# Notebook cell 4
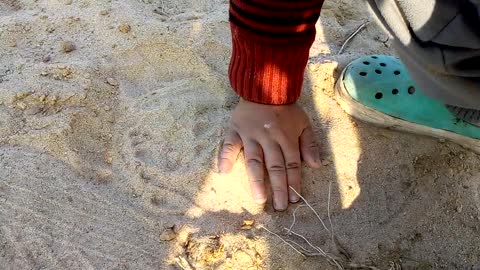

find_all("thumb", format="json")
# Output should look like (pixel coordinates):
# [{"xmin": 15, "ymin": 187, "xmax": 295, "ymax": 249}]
[{"xmin": 300, "ymin": 126, "xmax": 321, "ymax": 169}]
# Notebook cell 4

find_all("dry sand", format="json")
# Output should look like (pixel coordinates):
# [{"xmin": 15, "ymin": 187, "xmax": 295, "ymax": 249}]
[{"xmin": 1, "ymin": 0, "xmax": 480, "ymax": 269}]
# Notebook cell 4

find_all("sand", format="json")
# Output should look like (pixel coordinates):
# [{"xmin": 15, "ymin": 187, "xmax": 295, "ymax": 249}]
[{"xmin": 1, "ymin": 0, "xmax": 480, "ymax": 269}]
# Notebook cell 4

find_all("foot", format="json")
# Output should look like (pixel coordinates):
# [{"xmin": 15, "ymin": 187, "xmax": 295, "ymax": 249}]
[{"xmin": 335, "ymin": 54, "xmax": 480, "ymax": 153}]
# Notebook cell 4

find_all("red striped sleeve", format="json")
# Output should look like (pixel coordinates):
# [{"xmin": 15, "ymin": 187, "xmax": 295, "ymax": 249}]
[{"xmin": 229, "ymin": 0, "xmax": 324, "ymax": 105}]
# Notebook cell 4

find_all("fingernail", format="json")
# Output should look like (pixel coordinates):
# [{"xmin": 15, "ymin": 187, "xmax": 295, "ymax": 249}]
[
  {"xmin": 254, "ymin": 198, "xmax": 267, "ymax": 205},
  {"xmin": 274, "ymin": 201, "xmax": 287, "ymax": 211},
  {"xmin": 289, "ymin": 195, "xmax": 300, "ymax": 203},
  {"xmin": 313, "ymin": 158, "xmax": 322, "ymax": 169},
  {"xmin": 254, "ymin": 194, "xmax": 267, "ymax": 205}
]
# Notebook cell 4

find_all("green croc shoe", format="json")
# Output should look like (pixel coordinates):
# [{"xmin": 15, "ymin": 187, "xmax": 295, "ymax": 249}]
[{"xmin": 335, "ymin": 54, "xmax": 480, "ymax": 153}]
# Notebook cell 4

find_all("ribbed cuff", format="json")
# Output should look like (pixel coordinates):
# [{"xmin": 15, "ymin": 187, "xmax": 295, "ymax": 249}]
[{"xmin": 228, "ymin": 23, "xmax": 316, "ymax": 105}]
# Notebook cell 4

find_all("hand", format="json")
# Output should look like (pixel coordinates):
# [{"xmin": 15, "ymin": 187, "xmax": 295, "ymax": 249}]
[{"xmin": 218, "ymin": 99, "xmax": 321, "ymax": 210}]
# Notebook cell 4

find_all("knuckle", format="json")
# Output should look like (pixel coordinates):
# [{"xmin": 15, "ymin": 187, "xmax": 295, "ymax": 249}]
[
  {"xmin": 249, "ymin": 177, "xmax": 264, "ymax": 184},
  {"xmin": 218, "ymin": 157, "xmax": 232, "ymax": 163},
  {"xmin": 221, "ymin": 142, "xmax": 237, "ymax": 154},
  {"xmin": 271, "ymin": 186, "xmax": 288, "ymax": 194},
  {"xmin": 286, "ymin": 162, "xmax": 300, "ymax": 170},
  {"xmin": 268, "ymin": 164, "xmax": 286, "ymax": 173},
  {"xmin": 246, "ymin": 158, "xmax": 264, "ymax": 167},
  {"xmin": 308, "ymin": 141, "xmax": 319, "ymax": 149}
]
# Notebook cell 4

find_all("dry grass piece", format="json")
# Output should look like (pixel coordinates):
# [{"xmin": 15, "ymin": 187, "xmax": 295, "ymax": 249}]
[
  {"xmin": 286, "ymin": 229, "xmax": 343, "ymax": 270},
  {"xmin": 338, "ymin": 21, "xmax": 370, "ymax": 54},
  {"xmin": 288, "ymin": 186, "xmax": 331, "ymax": 234},
  {"xmin": 286, "ymin": 204, "xmax": 308, "ymax": 233},
  {"xmin": 175, "ymin": 256, "xmax": 193, "ymax": 270},
  {"xmin": 258, "ymin": 225, "xmax": 306, "ymax": 258},
  {"xmin": 327, "ymin": 181, "xmax": 335, "ymax": 243}
]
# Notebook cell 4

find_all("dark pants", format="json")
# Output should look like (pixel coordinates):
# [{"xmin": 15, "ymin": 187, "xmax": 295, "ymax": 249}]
[{"xmin": 366, "ymin": 0, "xmax": 480, "ymax": 109}]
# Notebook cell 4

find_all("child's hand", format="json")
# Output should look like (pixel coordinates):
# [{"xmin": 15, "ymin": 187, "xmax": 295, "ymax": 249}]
[{"xmin": 218, "ymin": 99, "xmax": 321, "ymax": 211}]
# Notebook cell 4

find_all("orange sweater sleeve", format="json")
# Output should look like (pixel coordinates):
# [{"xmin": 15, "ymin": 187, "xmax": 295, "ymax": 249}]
[{"xmin": 229, "ymin": 0, "xmax": 324, "ymax": 104}]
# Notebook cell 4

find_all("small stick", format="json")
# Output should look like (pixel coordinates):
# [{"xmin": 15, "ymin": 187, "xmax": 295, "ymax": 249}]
[
  {"xmin": 287, "ymin": 229, "xmax": 344, "ymax": 270},
  {"xmin": 287, "ymin": 203, "xmax": 318, "ymax": 233},
  {"xmin": 175, "ymin": 256, "xmax": 193, "ymax": 270},
  {"xmin": 286, "ymin": 239, "xmax": 316, "ymax": 255},
  {"xmin": 327, "ymin": 181, "xmax": 335, "ymax": 243},
  {"xmin": 285, "ymin": 228, "xmax": 327, "ymax": 256},
  {"xmin": 259, "ymin": 225, "xmax": 306, "ymax": 258},
  {"xmin": 349, "ymin": 263, "xmax": 382, "ymax": 270},
  {"xmin": 338, "ymin": 21, "xmax": 370, "ymax": 54},
  {"xmin": 289, "ymin": 186, "xmax": 331, "ymax": 234}
]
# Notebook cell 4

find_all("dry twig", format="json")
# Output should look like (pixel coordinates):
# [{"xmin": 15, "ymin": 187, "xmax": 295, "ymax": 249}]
[
  {"xmin": 259, "ymin": 225, "xmax": 306, "ymax": 258},
  {"xmin": 285, "ymin": 239, "xmax": 317, "ymax": 256},
  {"xmin": 175, "ymin": 256, "xmax": 193, "ymax": 270},
  {"xmin": 286, "ymin": 204, "xmax": 308, "ymax": 233},
  {"xmin": 288, "ymin": 186, "xmax": 331, "ymax": 234},
  {"xmin": 338, "ymin": 21, "xmax": 370, "ymax": 54},
  {"xmin": 286, "ymin": 229, "xmax": 344, "ymax": 270},
  {"xmin": 327, "ymin": 181, "xmax": 335, "ymax": 243}
]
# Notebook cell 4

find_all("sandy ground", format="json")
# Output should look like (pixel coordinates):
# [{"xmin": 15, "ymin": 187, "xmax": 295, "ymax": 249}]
[{"xmin": 1, "ymin": 0, "xmax": 480, "ymax": 269}]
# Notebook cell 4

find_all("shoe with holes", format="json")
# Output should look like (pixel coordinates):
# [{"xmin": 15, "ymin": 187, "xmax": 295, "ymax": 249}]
[{"xmin": 335, "ymin": 54, "xmax": 480, "ymax": 153}]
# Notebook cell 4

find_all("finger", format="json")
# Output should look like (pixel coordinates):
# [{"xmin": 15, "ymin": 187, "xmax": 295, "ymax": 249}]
[
  {"xmin": 270, "ymin": 129, "xmax": 302, "ymax": 203},
  {"xmin": 243, "ymin": 140, "xmax": 267, "ymax": 205},
  {"xmin": 300, "ymin": 126, "xmax": 321, "ymax": 169},
  {"xmin": 262, "ymin": 142, "xmax": 288, "ymax": 211},
  {"xmin": 278, "ymin": 140, "xmax": 302, "ymax": 203},
  {"xmin": 218, "ymin": 130, "xmax": 243, "ymax": 174}
]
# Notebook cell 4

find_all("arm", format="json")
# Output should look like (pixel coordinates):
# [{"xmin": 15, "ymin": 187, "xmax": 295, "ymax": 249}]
[{"xmin": 219, "ymin": 0, "xmax": 325, "ymax": 210}]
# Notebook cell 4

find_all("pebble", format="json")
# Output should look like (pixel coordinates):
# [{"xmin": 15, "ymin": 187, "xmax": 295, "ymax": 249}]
[
  {"xmin": 60, "ymin": 41, "xmax": 76, "ymax": 53},
  {"xmin": 321, "ymin": 159, "xmax": 331, "ymax": 166},
  {"xmin": 42, "ymin": 55, "xmax": 51, "ymax": 63},
  {"xmin": 153, "ymin": 8, "xmax": 168, "ymax": 16},
  {"xmin": 64, "ymin": 0, "xmax": 73, "ymax": 5},
  {"xmin": 16, "ymin": 92, "xmax": 29, "ymax": 99},
  {"xmin": 234, "ymin": 250, "xmax": 253, "ymax": 265},
  {"xmin": 106, "ymin": 77, "xmax": 118, "ymax": 86},
  {"xmin": 100, "ymin": 10, "xmax": 109, "ymax": 16},
  {"xmin": 118, "ymin": 23, "xmax": 131, "ymax": 33},
  {"xmin": 16, "ymin": 102, "xmax": 27, "ymax": 110},
  {"xmin": 96, "ymin": 170, "xmax": 113, "ymax": 183},
  {"xmin": 25, "ymin": 105, "xmax": 42, "ymax": 116},
  {"xmin": 104, "ymin": 154, "xmax": 113, "ymax": 164},
  {"xmin": 160, "ymin": 227, "xmax": 176, "ymax": 241},
  {"xmin": 241, "ymin": 219, "xmax": 255, "ymax": 230}
]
